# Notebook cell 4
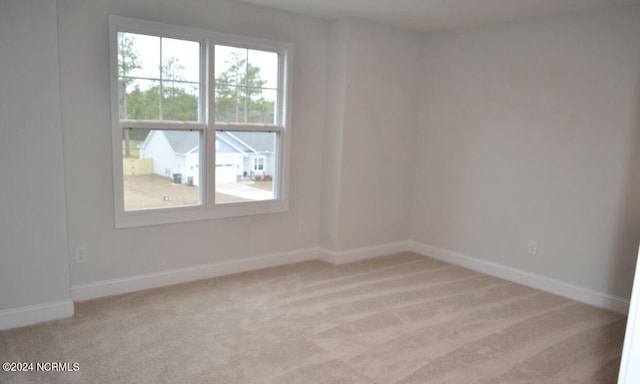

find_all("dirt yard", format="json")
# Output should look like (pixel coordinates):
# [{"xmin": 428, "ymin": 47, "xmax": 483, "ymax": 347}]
[
  {"xmin": 123, "ymin": 174, "xmax": 273, "ymax": 211},
  {"xmin": 251, "ymin": 181, "xmax": 274, "ymax": 192}
]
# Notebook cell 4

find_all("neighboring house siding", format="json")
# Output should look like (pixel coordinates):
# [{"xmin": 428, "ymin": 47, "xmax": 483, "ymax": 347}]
[
  {"xmin": 267, "ymin": 154, "xmax": 276, "ymax": 178},
  {"xmin": 184, "ymin": 153, "xmax": 200, "ymax": 186},
  {"xmin": 243, "ymin": 157, "xmax": 253, "ymax": 176},
  {"xmin": 140, "ymin": 131, "xmax": 194, "ymax": 184},
  {"xmin": 140, "ymin": 131, "xmax": 177, "ymax": 179},
  {"xmin": 217, "ymin": 138, "xmax": 240, "ymax": 154}
]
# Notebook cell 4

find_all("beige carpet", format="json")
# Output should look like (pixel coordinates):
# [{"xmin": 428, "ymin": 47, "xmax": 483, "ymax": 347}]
[{"xmin": 0, "ymin": 253, "xmax": 626, "ymax": 383}]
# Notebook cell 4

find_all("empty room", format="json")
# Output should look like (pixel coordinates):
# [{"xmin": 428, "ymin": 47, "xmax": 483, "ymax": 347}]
[{"xmin": 2, "ymin": 0, "xmax": 640, "ymax": 382}]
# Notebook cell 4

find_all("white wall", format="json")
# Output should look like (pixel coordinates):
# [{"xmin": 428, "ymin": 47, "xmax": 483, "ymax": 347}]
[
  {"xmin": 56, "ymin": 0, "xmax": 328, "ymax": 285},
  {"xmin": 412, "ymin": 7, "xmax": 640, "ymax": 298},
  {"xmin": 0, "ymin": 0, "xmax": 72, "ymax": 315},
  {"xmin": 321, "ymin": 19, "xmax": 421, "ymax": 251},
  {"xmin": 3, "ymin": 0, "xmax": 640, "ymax": 333}
]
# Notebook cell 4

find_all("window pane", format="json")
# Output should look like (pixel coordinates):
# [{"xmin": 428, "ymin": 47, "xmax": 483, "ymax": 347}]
[
  {"xmin": 117, "ymin": 32, "xmax": 160, "ymax": 79},
  {"xmin": 215, "ymin": 85, "xmax": 246, "ymax": 123},
  {"xmin": 162, "ymin": 81, "xmax": 199, "ymax": 121},
  {"xmin": 119, "ymin": 79, "xmax": 160, "ymax": 120},
  {"xmin": 214, "ymin": 46, "xmax": 279, "ymax": 124},
  {"xmin": 247, "ymin": 88, "xmax": 277, "ymax": 124},
  {"xmin": 215, "ymin": 46, "xmax": 247, "ymax": 86},
  {"xmin": 248, "ymin": 49, "xmax": 278, "ymax": 89},
  {"xmin": 123, "ymin": 128, "xmax": 201, "ymax": 211},
  {"xmin": 162, "ymin": 38, "xmax": 200, "ymax": 82},
  {"xmin": 117, "ymin": 32, "xmax": 200, "ymax": 122},
  {"xmin": 215, "ymin": 131, "xmax": 278, "ymax": 204}
]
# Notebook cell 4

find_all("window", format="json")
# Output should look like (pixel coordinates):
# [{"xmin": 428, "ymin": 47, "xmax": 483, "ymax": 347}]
[
  {"xmin": 253, "ymin": 157, "xmax": 265, "ymax": 172},
  {"xmin": 110, "ymin": 16, "xmax": 292, "ymax": 227}
]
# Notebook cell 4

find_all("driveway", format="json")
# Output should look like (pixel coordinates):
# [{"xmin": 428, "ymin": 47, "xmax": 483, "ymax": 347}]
[{"xmin": 216, "ymin": 182, "xmax": 274, "ymax": 201}]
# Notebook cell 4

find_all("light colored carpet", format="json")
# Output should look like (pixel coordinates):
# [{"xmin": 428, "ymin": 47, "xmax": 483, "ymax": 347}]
[{"xmin": 0, "ymin": 253, "xmax": 626, "ymax": 383}]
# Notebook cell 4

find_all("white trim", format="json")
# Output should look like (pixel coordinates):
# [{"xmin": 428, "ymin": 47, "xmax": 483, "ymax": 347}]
[
  {"xmin": 253, "ymin": 156, "xmax": 266, "ymax": 171},
  {"xmin": 226, "ymin": 131, "xmax": 259, "ymax": 153},
  {"xmin": 119, "ymin": 121, "xmax": 205, "ymax": 130},
  {"xmin": 319, "ymin": 241, "xmax": 410, "ymax": 265},
  {"xmin": 409, "ymin": 241, "xmax": 630, "ymax": 314},
  {"xmin": 618, "ymin": 247, "xmax": 640, "ymax": 383},
  {"xmin": 217, "ymin": 132, "xmax": 249, "ymax": 156},
  {"xmin": 3, "ymin": 242, "xmax": 627, "ymax": 332},
  {"xmin": 0, "ymin": 300, "xmax": 74, "ymax": 331},
  {"xmin": 71, "ymin": 247, "xmax": 319, "ymax": 301}
]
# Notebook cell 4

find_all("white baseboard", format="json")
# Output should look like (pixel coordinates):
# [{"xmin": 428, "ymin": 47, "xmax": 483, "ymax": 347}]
[
  {"xmin": 71, "ymin": 247, "xmax": 319, "ymax": 301},
  {"xmin": 409, "ymin": 241, "xmax": 630, "ymax": 314},
  {"xmin": 0, "ymin": 300, "xmax": 74, "ymax": 331},
  {"xmin": 319, "ymin": 241, "xmax": 410, "ymax": 265},
  {"xmin": 4, "ymin": 241, "xmax": 627, "ymax": 332},
  {"xmin": 70, "ymin": 240, "xmax": 629, "ymax": 314}
]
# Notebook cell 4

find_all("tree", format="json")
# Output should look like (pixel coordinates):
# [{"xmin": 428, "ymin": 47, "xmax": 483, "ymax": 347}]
[
  {"xmin": 215, "ymin": 51, "xmax": 275, "ymax": 124},
  {"xmin": 121, "ymin": 50, "xmax": 199, "ymax": 123},
  {"xmin": 118, "ymin": 39, "xmax": 274, "ymax": 157},
  {"xmin": 161, "ymin": 57, "xmax": 198, "ymax": 121}
]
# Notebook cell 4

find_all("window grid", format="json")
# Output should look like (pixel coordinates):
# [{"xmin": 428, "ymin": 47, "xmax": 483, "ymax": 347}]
[{"xmin": 110, "ymin": 15, "xmax": 291, "ymax": 228}]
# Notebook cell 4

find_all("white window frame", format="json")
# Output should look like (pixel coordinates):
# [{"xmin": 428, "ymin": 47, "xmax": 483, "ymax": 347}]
[
  {"xmin": 253, "ymin": 156, "xmax": 265, "ymax": 172},
  {"xmin": 109, "ymin": 15, "xmax": 292, "ymax": 228}
]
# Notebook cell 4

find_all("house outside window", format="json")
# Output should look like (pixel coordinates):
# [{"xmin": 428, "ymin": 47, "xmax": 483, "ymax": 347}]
[{"xmin": 110, "ymin": 16, "xmax": 292, "ymax": 228}]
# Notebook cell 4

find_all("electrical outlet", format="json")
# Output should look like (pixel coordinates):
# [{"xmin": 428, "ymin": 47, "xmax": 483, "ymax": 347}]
[
  {"xmin": 298, "ymin": 220, "xmax": 305, "ymax": 234},
  {"xmin": 528, "ymin": 241, "xmax": 538, "ymax": 256},
  {"xmin": 75, "ymin": 246, "xmax": 88, "ymax": 263}
]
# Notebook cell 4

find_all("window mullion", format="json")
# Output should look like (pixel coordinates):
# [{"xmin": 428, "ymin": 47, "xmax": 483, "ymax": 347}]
[
  {"xmin": 214, "ymin": 124, "xmax": 284, "ymax": 133},
  {"xmin": 159, "ymin": 37, "xmax": 164, "ymax": 120},
  {"xmin": 206, "ymin": 39, "xmax": 217, "ymax": 207},
  {"xmin": 277, "ymin": 52, "xmax": 284, "ymax": 126},
  {"xmin": 119, "ymin": 121, "xmax": 205, "ymax": 131}
]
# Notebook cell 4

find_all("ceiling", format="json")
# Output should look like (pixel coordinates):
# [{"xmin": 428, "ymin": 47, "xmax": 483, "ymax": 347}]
[{"xmin": 233, "ymin": 0, "xmax": 640, "ymax": 32}]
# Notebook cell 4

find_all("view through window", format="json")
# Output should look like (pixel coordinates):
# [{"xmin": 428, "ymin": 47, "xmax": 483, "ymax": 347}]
[{"xmin": 111, "ymin": 18, "xmax": 289, "ymax": 224}]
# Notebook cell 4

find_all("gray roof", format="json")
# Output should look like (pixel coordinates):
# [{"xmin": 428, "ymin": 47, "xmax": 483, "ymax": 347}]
[
  {"xmin": 152, "ymin": 130, "xmax": 274, "ymax": 155},
  {"xmin": 163, "ymin": 131, "xmax": 200, "ymax": 154},
  {"xmin": 217, "ymin": 131, "xmax": 252, "ymax": 153},
  {"xmin": 230, "ymin": 131, "xmax": 276, "ymax": 153}
]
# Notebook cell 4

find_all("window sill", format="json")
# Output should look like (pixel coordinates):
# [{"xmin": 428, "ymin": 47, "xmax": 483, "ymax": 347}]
[{"xmin": 114, "ymin": 199, "xmax": 288, "ymax": 229}]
